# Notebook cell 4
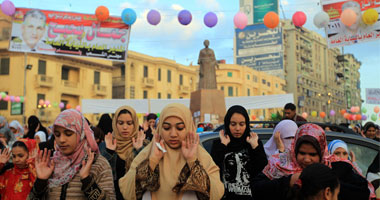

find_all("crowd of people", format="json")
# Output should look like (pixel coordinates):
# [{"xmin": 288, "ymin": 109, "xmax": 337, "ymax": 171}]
[{"xmin": 0, "ymin": 102, "xmax": 378, "ymax": 200}]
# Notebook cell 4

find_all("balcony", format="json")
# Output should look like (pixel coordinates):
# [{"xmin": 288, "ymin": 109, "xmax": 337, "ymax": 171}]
[
  {"xmin": 36, "ymin": 75, "xmax": 53, "ymax": 88},
  {"xmin": 142, "ymin": 77, "xmax": 154, "ymax": 88},
  {"xmin": 178, "ymin": 85, "xmax": 190, "ymax": 94},
  {"xmin": 112, "ymin": 76, "xmax": 125, "ymax": 87},
  {"xmin": 62, "ymin": 80, "xmax": 78, "ymax": 88},
  {"xmin": 93, "ymin": 84, "xmax": 107, "ymax": 96}
]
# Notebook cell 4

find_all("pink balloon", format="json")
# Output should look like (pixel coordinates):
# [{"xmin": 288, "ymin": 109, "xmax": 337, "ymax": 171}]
[
  {"xmin": 15, "ymin": 96, "xmax": 20, "ymax": 103},
  {"xmin": 45, "ymin": 100, "xmax": 50, "ymax": 106},
  {"xmin": 329, "ymin": 110, "xmax": 335, "ymax": 116},
  {"xmin": 1, "ymin": 0, "xmax": 15, "ymax": 16},
  {"xmin": 4, "ymin": 95, "xmax": 10, "ymax": 101},
  {"xmin": 76, "ymin": 105, "xmax": 81, "ymax": 111},
  {"xmin": 340, "ymin": 8, "xmax": 357, "ymax": 27},
  {"xmin": 292, "ymin": 11, "xmax": 307, "ymax": 27},
  {"xmin": 302, "ymin": 112, "xmax": 308, "ymax": 119},
  {"xmin": 234, "ymin": 12, "xmax": 248, "ymax": 30},
  {"xmin": 350, "ymin": 106, "xmax": 356, "ymax": 113},
  {"xmin": 59, "ymin": 102, "xmax": 65, "ymax": 109}
]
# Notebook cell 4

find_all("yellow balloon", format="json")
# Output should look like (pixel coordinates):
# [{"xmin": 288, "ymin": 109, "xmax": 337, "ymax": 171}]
[
  {"xmin": 311, "ymin": 111, "xmax": 317, "ymax": 117},
  {"xmin": 362, "ymin": 8, "xmax": 379, "ymax": 25}
]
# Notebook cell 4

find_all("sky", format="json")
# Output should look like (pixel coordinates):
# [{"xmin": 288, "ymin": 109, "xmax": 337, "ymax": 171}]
[{"xmin": 13, "ymin": 0, "xmax": 380, "ymax": 121}]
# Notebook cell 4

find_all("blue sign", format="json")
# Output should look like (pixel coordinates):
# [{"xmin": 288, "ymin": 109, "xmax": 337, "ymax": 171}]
[
  {"xmin": 237, "ymin": 52, "xmax": 283, "ymax": 71},
  {"xmin": 235, "ymin": 24, "xmax": 282, "ymax": 56}
]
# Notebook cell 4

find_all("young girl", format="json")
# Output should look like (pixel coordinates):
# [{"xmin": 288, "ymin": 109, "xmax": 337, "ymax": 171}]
[
  {"xmin": 28, "ymin": 109, "xmax": 116, "ymax": 200},
  {"xmin": 264, "ymin": 120, "xmax": 298, "ymax": 158},
  {"xmin": 0, "ymin": 140, "xmax": 37, "ymax": 200}
]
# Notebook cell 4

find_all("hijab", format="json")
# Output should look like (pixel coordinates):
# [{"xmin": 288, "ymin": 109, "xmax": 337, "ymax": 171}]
[
  {"xmin": 48, "ymin": 109, "xmax": 99, "ymax": 188},
  {"xmin": 0, "ymin": 116, "xmax": 14, "ymax": 145},
  {"xmin": 34, "ymin": 131, "xmax": 46, "ymax": 143},
  {"xmin": 263, "ymin": 123, "xmax": 329, "ymax": 180},
  {"xmin": 9, "ymin": 120, "xmax": 24, "ymax": 138},
  {"xmin": 328, "ymin": 139, "xmax": 348, "ymax": 155},
  {"xmin": 264, "ymin": 120, "xmax": 298, "ymax": 158},
  {"xmin": 119, "ymin": 103, "xmax": 224, "ymax": 200},
  {"xmin": 224, "ymin": 105, "xmax": 251, "ymax": 151},
  {"xmin": 25, "ymin": 115, "xmax": 48, "ymax": 139}
]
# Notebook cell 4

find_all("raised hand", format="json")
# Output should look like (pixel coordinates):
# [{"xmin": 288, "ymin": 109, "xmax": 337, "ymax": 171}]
[
  {"xmin": 132, "ymin": 130, "xmax": 146, "ymax": 150},
  {"xmin": 0, "ymin": 148, "xmax": 10, "ymax": 164},
  {"xmin": 143, "ymin": 121, "xmax": 149, "ymax": 131},
  {"xmin": 246, "ymin": 132, "xmax": 259, "ymax": 149},
  {"xmin": 104, "ymin": 132, "xmax": 116, "ymax": 151},
  {"xmin": 149, "ymin": 131, "xmax": 166, "ymax": 170},
  {"xmin": 181, "ymin": 132, "xmax": 199, "ymax": 162},
  {"xmin": 35, "ymin": 149, "xmax": 55, "ymax": 180},
  {"xmin": 274, "ymin": 131, "xmax": 285, "ymax": 152},
  {"xmin": 219, "ymin": 129, "xmax": 230, "ymax": 146},
  {"xmin": 79, "ymin": 148, "xmax": 95, "ymax": 179},
  {"xmin": 350, "ymin": 151, "xmax": 356, "ymax": 162}
]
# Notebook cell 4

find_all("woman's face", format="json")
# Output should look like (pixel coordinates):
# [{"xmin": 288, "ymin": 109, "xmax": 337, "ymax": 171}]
[
  {"xmin": 35, "ymin": 135, "xmax": 41, "ymax": 144},
  {"xmin": 54, "ymin": 125, "xmax": 78, "ymax": 156},
  {"xmin": 10, "ymin": 127, "xmax": 18, "ymax": 134},
  {"xmin": 333, "ymin": 147, "xmax": 349, "ymax": 160},
  {"xmin": 229, "ymin": 113, "xmax": 246, "ymax": 138},
  {"xmin": 365, "ymin": 127, "xmax": 376, "ymax": 139},
  {"xmin": 296, "ymin": 143, "xmax": 320, "ymax": 169},
  {"xmin": 12, "ymin": 146, "xmax": 29, "ymax": 168},
  {"xmin": 161, "ymin": 116, "xmax": 186, "ymax": 149},
  {"xmin": 116, "ymin": 113, "xmax": 134, "ymax": 138}
]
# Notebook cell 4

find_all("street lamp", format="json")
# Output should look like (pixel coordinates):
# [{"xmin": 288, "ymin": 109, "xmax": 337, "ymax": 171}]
[{"xmin": 23, "ymin": 53, "xmax": 32, "ymax": 125}]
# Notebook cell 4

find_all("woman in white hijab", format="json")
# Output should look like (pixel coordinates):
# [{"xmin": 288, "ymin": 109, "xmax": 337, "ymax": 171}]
[
  {"xmin": 264, "ymin": 120, "xmax": 298, "ymax": 158},
  {"xmin": 34, "ymin": 131, "xmax": 46, "ymax": 144},
  {"xmin": 9, "ymin": 120, "xmax": 24, "ymax": 139}
]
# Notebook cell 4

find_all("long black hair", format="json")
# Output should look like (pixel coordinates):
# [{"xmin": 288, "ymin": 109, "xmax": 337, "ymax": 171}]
[
  {"xmin": 97, "ymin": 113, "xmax": 113, "ymax": 135},
  {"xmin": 24, "ymin": 115, "xmax": 48, "ymax": 139},
  {"xmin": 224, "ymin": 105, "xmax": 251, "ymax": 150}
]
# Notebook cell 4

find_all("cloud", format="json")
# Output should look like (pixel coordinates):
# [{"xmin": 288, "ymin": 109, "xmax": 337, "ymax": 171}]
[
  {"xmin": 196, "ymin": 0, "xmax": 221, "ymax": 10},
  {"xmin": 120, "ymin": 2, "xmax": 134, "ymax": 9},
  {"xmin": 171, "ymin": 4, "xmax": 184, "ymax": 11},
  {"xmin": 281, "ymin": 0, "xmax": 289, "ymax": 6}
]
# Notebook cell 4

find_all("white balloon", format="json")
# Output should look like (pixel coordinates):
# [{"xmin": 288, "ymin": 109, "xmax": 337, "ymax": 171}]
[
  {"xmin": 259, "ymin": 116, "xmax": 265, "ymax": 120},
  {"xmin": 313, "ymin": 11, "xmax": 330, "ymax": 28}
]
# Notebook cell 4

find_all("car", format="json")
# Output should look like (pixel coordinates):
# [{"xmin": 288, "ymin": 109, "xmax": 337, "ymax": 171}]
[{"xmin": 199, "ymin": 122, "xmax": 380, "ymax": 175}]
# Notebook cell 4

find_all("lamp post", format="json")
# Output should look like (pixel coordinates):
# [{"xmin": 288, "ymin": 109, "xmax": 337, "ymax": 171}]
[{"xmin": 23, "ymin": 53, "xmax": 32, "ymax": 125}]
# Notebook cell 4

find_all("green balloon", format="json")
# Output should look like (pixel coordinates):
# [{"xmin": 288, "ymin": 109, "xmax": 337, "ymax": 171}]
[
  {"xmin": 53, "ymin": 102, "xmax": 59, "ymax": 107},
  {"xmin": 362, "ymin": 107, "xmax": 367, "ymax": 113},
  {"xmin": 0, "ymin": 92, "xmax": 5, "ymax": 98},
  {"xmin": 20, "ymin": 96, "xmax": 24, "ymax": 103},
  {"xmin": 371, "ymin": 114, "xmax": 377, "ymax": 121},
  {"xmin": 156, "ymin": 113, "xmax": 160, "ymax": 117},
  {"xmin": 271, "ymin": 113, "xmax": 277, "ymax": 118}
]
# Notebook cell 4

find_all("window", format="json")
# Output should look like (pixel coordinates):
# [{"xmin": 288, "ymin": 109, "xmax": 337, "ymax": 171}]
[
  {"xmin": 94, "ymin": 71, "xmax": 100, "ymax": 84},
  {"xmin": 228, "ymin": 87, "xmax": 233, "ymax": 96},
  {"xmin": 158, "ymin": 93, "xmax": 161, "ymax": 99},
  {"xmin": 143, "ymin": 90, "xmax": 148, "ymax": 99},
  {"xmin": 236, "ymin": 87, "xmax": 238, "ymax": 96},
  {"xmin": 130, "ymin": 86, "xmax": 135, "ymax": 99},
  {"xmin": 167, "ymin": 70, "xmax": 171, "ymax": 82},
  {"xmin": 121, "ymin": 64, "xmax": 125, "ymax": 76},
  {"xmin": 253, "ymin": 75, "xmax": 258, "ymax": 82},
  {"xmin": 267, "ymin": 82, "xmax": 271, "ymax": 87},
  {"xmin": 276, "ymin": 83, "xmax": 278, "ymax": 88},
  {"xmin": 167, "ymin": 94, "xmax": 171, "ymax": 99},
  {"xmin": 262, "ymin": 79, "xmax": 266, "ymax": 84},
  {"xmin": 38, "ymin": 60, "xmax": 46, "ymax": 75},
  {"xmin": 221, "ymin": 86, "xmax": 224, "ymax": 91},
  {"xmin": 60, "ymin": 100, "xmax": 68, "ymax": 111},
  {"xmin": 227, "ymin": 72, "xmax": 232, "ymax": 77},
  {"xmin": 0, "ymin": 58, "xmax": 9, "ymax": 75},
  {"xmin": 0, "ymin": 92, "xmax": 8, "ymax": 110},
  {"xmin": 61, "ymin": 67, "xmax": 69, "ymax": 80},
  {"xmin": 130, "ymin": 63, "xmax": 135, "ymax": 81},
  {"xmin": 179, "ymin": 74, "xmax": 183, "ymax": 85},
  {"xmin": 143, "ymin": 66, "xmax": 148, "ymax": 78},
  {"xmin": 37, "ymin": 93, "xmax": 45, "ymax": 108},
  {"xmin": 247, "ymin": 75, "xmax": 250, "ymax": 80},
  {"xmin": 158, "ymin": 68, "xmax": 161, "ymax": 81},
  {"xmin": 247, "ymin": 89, "xmax": 250, "ymax": 96}
]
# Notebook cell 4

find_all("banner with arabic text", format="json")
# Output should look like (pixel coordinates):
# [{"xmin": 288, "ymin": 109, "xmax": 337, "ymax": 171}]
[
  {"xmin": 9, "ymin": 8, "xmax": 130, "ymax": 61},
  {"xmin": 321, "ymin": 0, "xmax": 380, "ymax": 48}
]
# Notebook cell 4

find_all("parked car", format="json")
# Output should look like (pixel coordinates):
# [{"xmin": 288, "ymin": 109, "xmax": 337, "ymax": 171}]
[{"xmin": 200, "ymin": 122, "xmax": 380, "ymax": 175}]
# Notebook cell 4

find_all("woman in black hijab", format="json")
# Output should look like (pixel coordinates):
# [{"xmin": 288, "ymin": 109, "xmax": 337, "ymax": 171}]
[
  {"xmin": 97, "ymin": 113, "xmax": 113, "ymax": 135},
  {"xmin": 210, "ymin": 105, "xmax": 267, "ymax": 200},
  {"xmin": 24, "ymin": 115, "xmax": 48, "ymax": 140}
]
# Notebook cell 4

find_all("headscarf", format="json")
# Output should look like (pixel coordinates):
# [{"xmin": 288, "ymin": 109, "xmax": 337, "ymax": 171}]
[
  {"xmin": 119, "ymin": 103, "xmax": 224, "ymax": 200},
  {"xmin": 263, "ymin": 123, "xmax": 328, "ymax": 180},
  {"xmin": 17, "ymin": 138, "xmax": 38, "ymax": 159},
  {"xmin": 9, "ymin": 120, "xmax": 24, "ymax": 138},
  {"xmin": 0, "ymin": 116, "xmax": 14, "ymax": 145},
  {"xmin": 112, "ymin": 106, "xmax": 139, "ymax": 166},
  {"xmin": 264, "ymin": 120, "xmax": 298, "ymax": 158},
  {"xmin": 97, "ymin": 113, "xmax": 113, "ymax": 135},
  {"xmin": 34, "ymin": 131, "xmax": 46, "ymax": 143},
  {"xmin": 224, "ymin": 105, "xmax": 251, "ymax": 151},
  {"xmin": 25, "ymin": 115, "xmax": 48, "ymax": 139},
  {"xmin": 48, "ymin": 109, "xmax": 99, "ymax": 188},
  {"xmin": 328, "ymin": 139, "xmax": 348, "ymax": 155},
  {"xmin": 0, "ymin": 116, "xmax": 6, "ymax": 128}
]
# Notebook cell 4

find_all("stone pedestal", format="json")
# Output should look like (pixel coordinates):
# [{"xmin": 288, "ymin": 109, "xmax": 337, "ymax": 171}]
[{"xmin": 190, "ymin": 89, "xmax": 226, "ymax": 125}]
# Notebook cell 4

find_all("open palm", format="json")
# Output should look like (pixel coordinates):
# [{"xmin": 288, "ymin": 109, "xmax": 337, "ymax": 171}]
[
  {"xmin": 0, "ymin": 148, "xmax": 10, "ymax": 164},
  {"xmin": 105, "ymin": 132, "xmax": 117, "ymax": 151},
  {"xmin": 132, "ymin": 130, "xmax": 146, "ymax": 150},
  {"xmin": 36, "ymin": 149, "xmax": 55, "ymax": 180},
  {"xmin": 181, "ymin": 132, "xmax": 199, "ymax": 162}
]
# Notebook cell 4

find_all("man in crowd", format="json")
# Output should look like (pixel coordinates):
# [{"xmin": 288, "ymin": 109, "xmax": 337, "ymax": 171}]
[{"xmin": 283, "ymin": 103, "xmax": 307, "ymax": 122}]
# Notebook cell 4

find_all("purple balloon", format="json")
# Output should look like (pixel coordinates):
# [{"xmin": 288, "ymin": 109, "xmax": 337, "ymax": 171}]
[
  {"xmin": 178, "ymin": 10, "xmax": 192, "ymax": 25},
  {"xmin": 59, "ymin": 102, "xmax": 65, "ymax": 109},
  {"xmin": 329, "ymin": 110, "xmax": 335, "ymax": 116},
  {"xmin": 10, "ymin": 96, "xmax": 15, "ymax": 102},
  {"xmin": 204, "ymin": 12, "xmax": 218, "ymax": 28},
  {"xmin": 147, "ymin": 9, "xmax": 161, "ymax": 26},
  {"xmin": 1, "ymin": 0, "xmax": 15, "ymax": 16},
  {"xmin": 362, "ymin": 115, "xmax": 367, "ymax": 121}
]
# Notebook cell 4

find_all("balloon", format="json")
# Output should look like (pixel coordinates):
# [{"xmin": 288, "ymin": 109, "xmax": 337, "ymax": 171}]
[
  {"xmin": 76, "ymin": 105, "xmax": 81, "ymax": 111},
  {"xmin": 45, "ymin": 100, "xmax": 50, "ymax": 106},
  {"xmin": 362, "ymin": 107, "xmax": 367, "ymax": 113},
  {"xmin": 354, "ymin": 106, "xmax": 360, "ymax": 113},
  {"xmin": 362, "ymin": 115, "xmax": 367, "ymax": 121},
  {"xmin": 340, "ymin": 8, "xmax": 357, "ymax": 27},
  {"xmin": 263, "ymin": 11, "xmax": 279, "ymax": 29},
  {"xmin": 355, "ymin": 114, "xmax": 362, "ymax": 120},
  {"xmin": 251, "ymin": 115, "xmax": 256, "ymax": 120},
  {"xmin": 349, "ymin": 114, "xmax": 355, "ymax": 121},
  {"xmin": 66, "ymin": 104, "xmax": 72, "ymax": 109},
  {"xmin": 147, "ymin": 9, "xmax": 161, "ymax": 26},
  {"xmin": 0, "ymin": 92, "xmax": 5, "ymax": 98},
  {"xmin": 59, "ymin": 102, "xmax": 65, "ymax": 109},
  {"xmin": 38, "ymin": 105, "xmax": 42, "ymax": 109},
  {"xmin": 340, "ymin": 109, "xmax": 347, "ymax": 115},
  {"xmin": 374, "ymin": 106, "xmax": 380, "ymax": 113},
  {"xmin": 259, "ymin": 116, "xmax": 264, "ymax": 120},
  {"xmin": 320, "ymin": 112, "xmax": 326, "ymax": 118},
  {"xmin": 271, "ymin": 113, "xmax": 277, "ymax": 118},
  {"xmin": 38, "ymin": 99, "xmax": 44, "ymax": 106},
  {"xmin": 329, "ymin": 110, "xmax": 336, "ymax": 116},
  {"xmin": 178, "ymin": 10, "xmax": 192, "ymax": 25},
  {"xmin": 53, "ymin": 102, "xmax": 58, "ymax": 108},
  {"xmin": 313, "ymin": 11, "xmax": 330, "ymax": 28},
  {"xmin": 15, "ymin": 96, "xmax": 20, "ymax": 103},
  {"xmin": 9, "ymin": 96, "xmax": 15, "ymax": 102},
  {"xmin": 20, "ymin": 96, "xmax": 24, "ymax": 103},
  {"xmin": 371, "ymin": 114, "xmax": 377, "ymax": 121},
  {"xmin": 302, "ymin": 112, "xmax": 308, "ymax": 119},
  {"xmin": 1, "ymin": 0, "xmax": 15, "ymax": 16},
  {"xmin": 350, "ymin": 106, "xmax": 356, "ymax": 113},
  {"xmin": 121, "ymin": 8, "xmax": 137, "ymax": 25},
  {"xmin": 362, "ymin": 8, "xmax": 379, "ymax": 25},
  {"xmin": 4, "ymin": 95, "xmax": 9, "ymax": 101},
  {"xmin": 204, "ymin": 12, "xmax": 218, "ymax": 28},
  {"xmin": 292, "ymin": 11, "xmax": 307, "ymax": 27},
  {"xmin": 311, "ymin": 111, "xmax": 317, "ymax": 117},
  {"xmin": 157, "ymin": 113, "xmax": 160, "ymax": 117},
  {"xmin": 95, "ymin": 6, "xmax": 109, "ymax": 21},
  {"xmin": 343, "ymin": 113, "xmax": 350, "ymax": 119},
  {"xmin": 196, "ymin": 127, "xmax": 204, "ymax": 133},
  {"xmin": 234, "ymin": 11, "xmax": 248, "ymax": 29}
]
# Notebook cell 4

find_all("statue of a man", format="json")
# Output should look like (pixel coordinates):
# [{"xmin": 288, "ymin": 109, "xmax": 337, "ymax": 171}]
[{"xmin": 198, "ymin": 40, "xmax": 219, "ymax": 90}]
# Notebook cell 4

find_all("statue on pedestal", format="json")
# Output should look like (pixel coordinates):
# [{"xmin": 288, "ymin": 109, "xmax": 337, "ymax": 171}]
[{"xmin": 198, "ymin": 40, "xmax": 219, "ymax": 90}]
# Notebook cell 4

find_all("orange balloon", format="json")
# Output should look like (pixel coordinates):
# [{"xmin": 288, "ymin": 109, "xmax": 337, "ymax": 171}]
[
  {"xmin": 374, "ymin": 106, "xmax": 380, "ymax": 113},
  {"xmin": 320, "ymin": 112, "xmax": 326, "ymax": 118},
  {"xmin": 96, "ymin": 6, "xmax": 109, "ymax": 21},
  {"xmin": 340, "ymin": 109, "xmax": 346, "ymax": 115},
  {"xmin": 343, "ymin": 113, "xmax": 350, "ymax": 119},
  {"xmin": 66, "ymin": 104, "xmax": 72, "ymax": 109},
  {"xmin": 264, "ymin": 11, "xmax": 280, "ymax": 29},
  {"xmin": 355, "ymin": 114, "xmax": 362, "ymax": 120},
  {"xmin": 251, "ymin": 115, "xmax": 256, "ymax": 120},
  {"xmin": 340, "ymin": 8, "xmax": 357, "ymax": 27}
]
